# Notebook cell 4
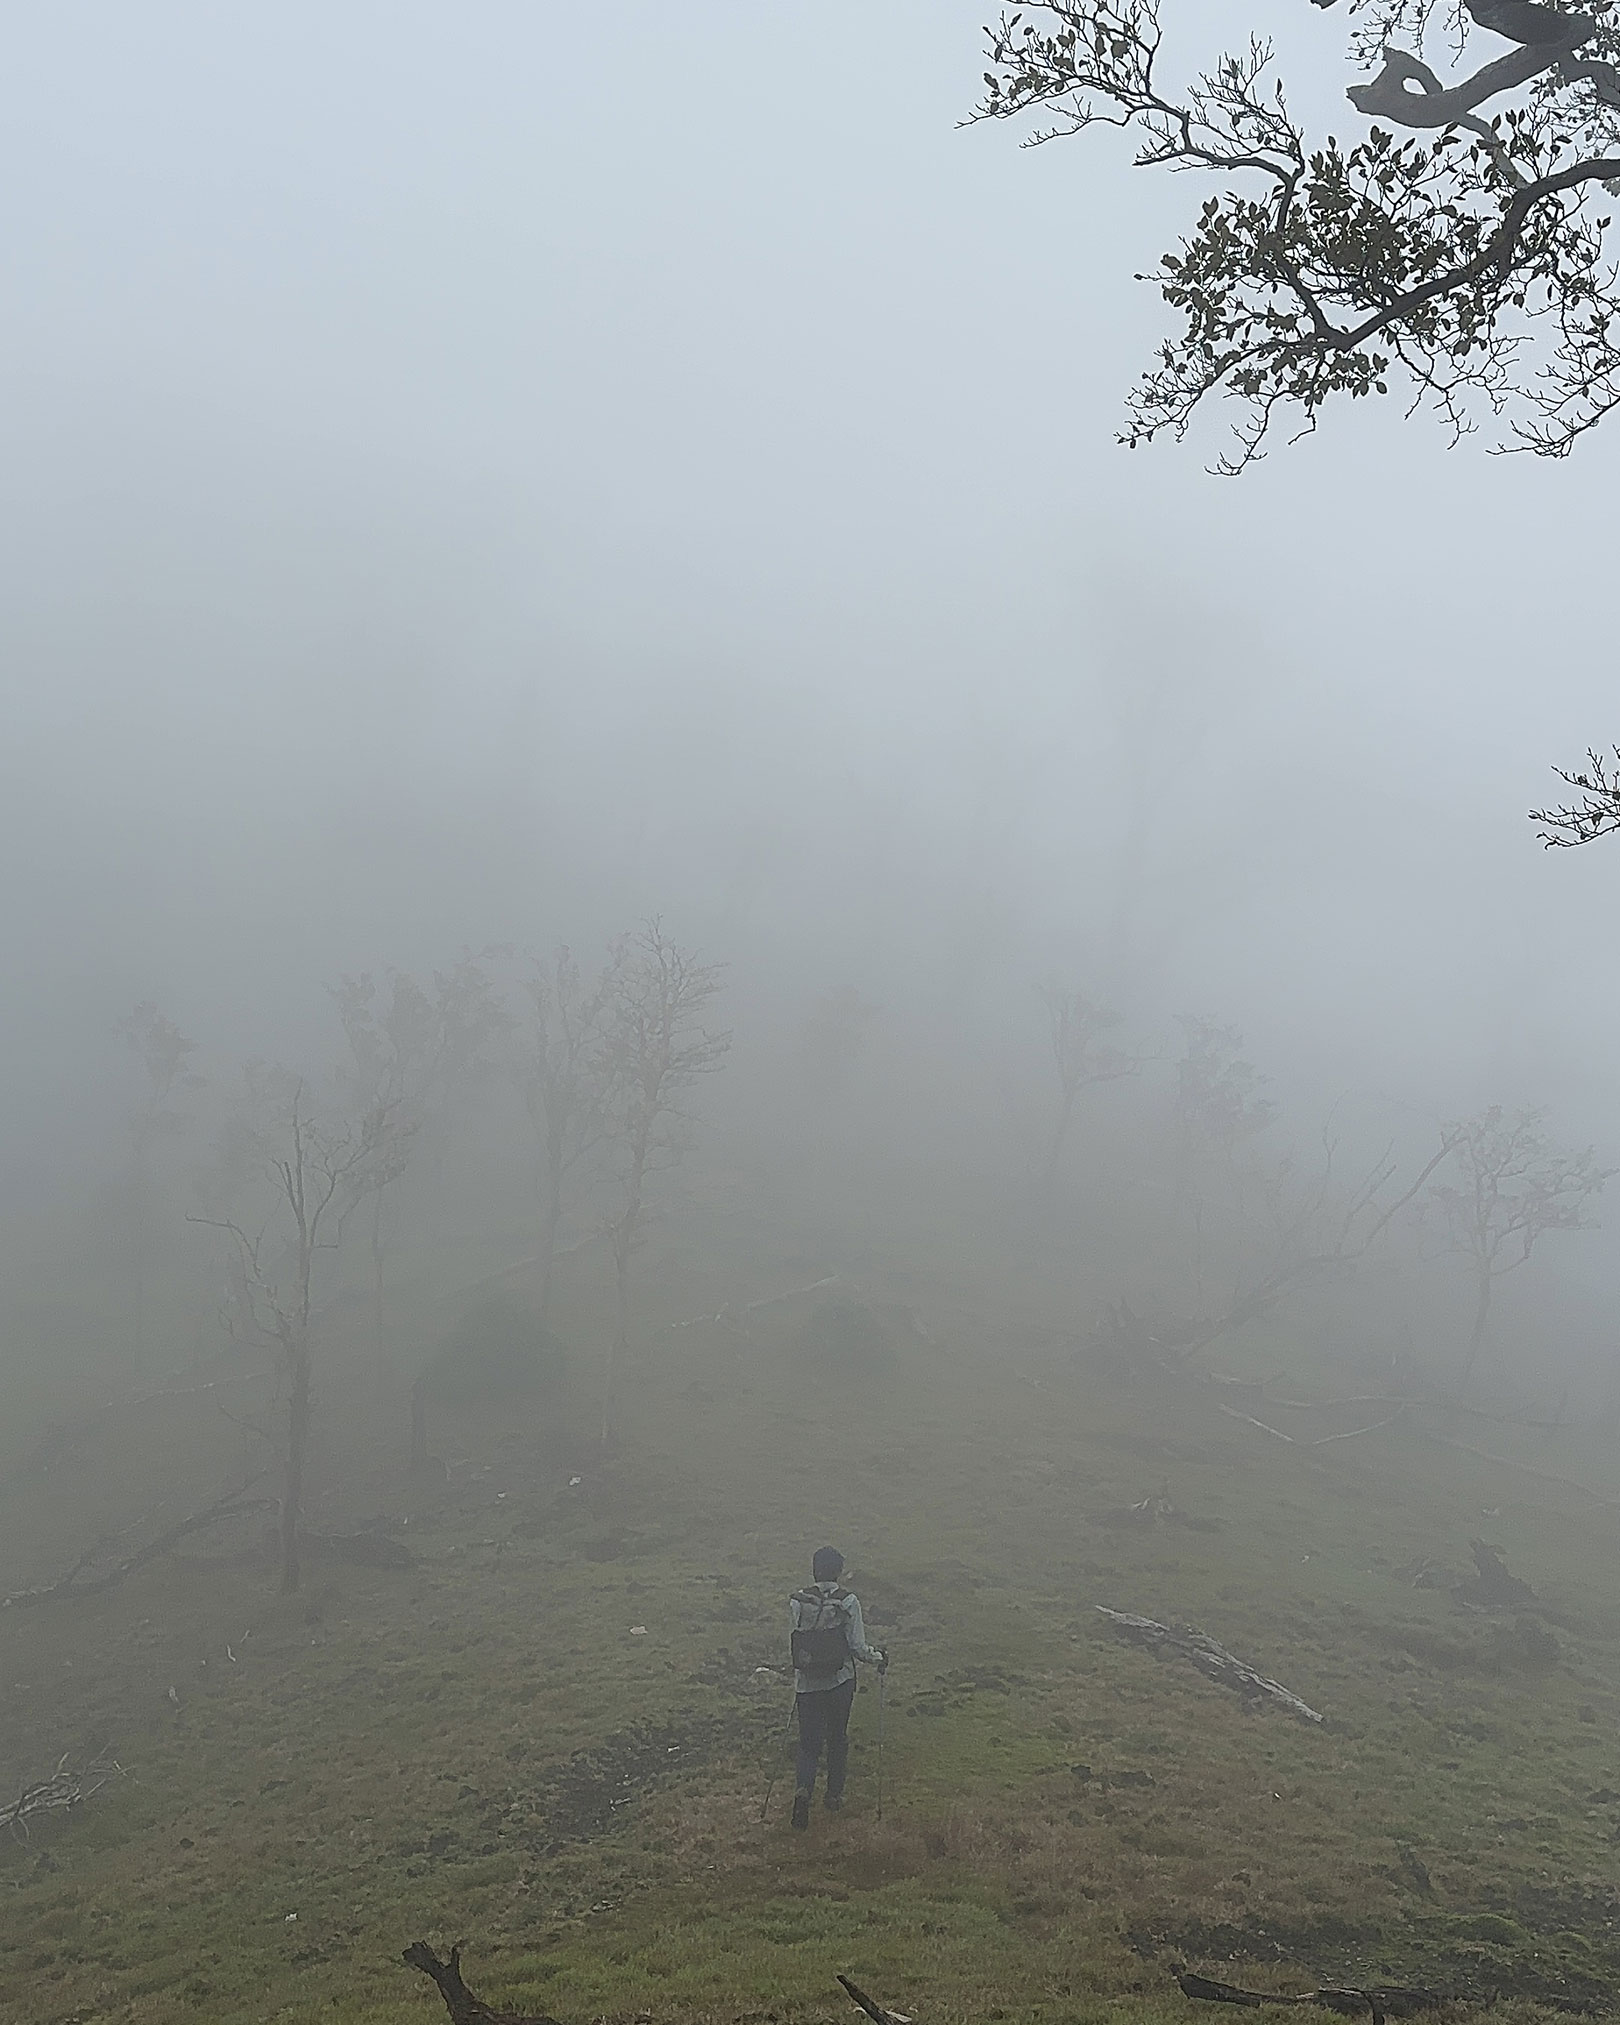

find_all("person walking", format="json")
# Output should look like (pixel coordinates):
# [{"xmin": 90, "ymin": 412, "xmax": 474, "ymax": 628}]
[{"xmin": 787, "ymin": 1545, "xmax": 886, "ymax": 1829}]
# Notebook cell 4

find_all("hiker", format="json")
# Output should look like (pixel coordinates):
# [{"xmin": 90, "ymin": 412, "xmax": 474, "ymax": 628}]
[{"xmin": 788, "ymin": 1545, "xmax": 886, "ymax": 1829}]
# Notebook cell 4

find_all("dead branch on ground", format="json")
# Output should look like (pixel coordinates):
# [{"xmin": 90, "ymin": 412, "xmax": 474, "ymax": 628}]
[
  {"xmin": 1216, "ymin": 1404, "xmax": 1295, "ymax": 1442},
  {"xmin": 1216, "ymin": 1403, "xmax": 1408, "ymax": 1447},
  {"xmin": 1176, "ymin": 1969, "xmax": 1448, "ymax": 2022},
  {"xmin": 671, "ymin": 1274, "xmax": 843, "ymax": 1331},
  {"xmin": 1, "ymin": 1478, "xmax": 274, "ymax": 1609},
  {"xmin": 838, "ymin": 1977, "xmax": 915, "ymax": 2025},
  {"xmin": 1310, "ymin": 1412, "xmax": 1405, "ymax": 1446},
  {"xmin": 1, "ymin": 1751, "xmax": 121, "ymax": 1842},
  {"xmin": 402, "ymin": 1942, "xmax": 564, "ymax": 2025},
  {"xmin": 1097, "ymin": 1606, "xmax": 1324, "ymax": 1724}
]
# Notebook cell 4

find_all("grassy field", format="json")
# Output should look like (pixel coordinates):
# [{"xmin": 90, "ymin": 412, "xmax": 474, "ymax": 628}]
[{"xmin": 7, "ymin": 1190, "xmax": 1620, "ymax": 2025}]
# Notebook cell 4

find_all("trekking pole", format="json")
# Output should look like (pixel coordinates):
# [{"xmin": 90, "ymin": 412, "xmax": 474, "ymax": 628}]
[
  {"xmin": 760, "ymin": 1692, "xmax": 797, "ymax": 1824},
  {"xmin": 876, "ymin": 1664, "xmax": 886, "ymax": 1823}
]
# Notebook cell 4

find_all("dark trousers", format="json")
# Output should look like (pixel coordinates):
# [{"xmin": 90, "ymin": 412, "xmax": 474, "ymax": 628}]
[{"xmin": 795, "ymin": 1677, "xmax": 857, "ymax": 1799}]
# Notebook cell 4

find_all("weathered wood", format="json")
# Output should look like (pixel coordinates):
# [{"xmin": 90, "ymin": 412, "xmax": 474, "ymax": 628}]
[
  {"xmin": 1097, "ymin": 1607, "xmax": 1325, "ymax": 1724},
  {"xmin": 1311, "ymin": 1413, "xmax": 1405, "ymax": 1447},
  {"xmin": 1, "ymin": 1751, "xmax": 120, "ymax": 1841},
  {"xmin": 402, "ymin": 1942, "xmax": 564, "ymax": 2025},
  {"xmin": 1175, "ymin": 1968, "xmax": 1448, "ymax": 2022},
  {"xmin": 1216, "ymin": 1404, "xmax": 1295, "ymax": 1442},
  {"xmin": 1176, "ymin": 1971, "xmax": 1270, "ymax": 2007},
  {"xmin": 837, "ymin": 1976, "xmax": 914, "ymax": 2025}
]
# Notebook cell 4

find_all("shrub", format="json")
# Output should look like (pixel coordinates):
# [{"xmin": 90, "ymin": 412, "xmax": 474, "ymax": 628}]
[
  {"xmin": 792, "ymin": 1298, "xmax": 896, "ymax": 1377},
  {"xmin": 417, "ymin": 1295, "xmax": 561, "ymax": 1409}
]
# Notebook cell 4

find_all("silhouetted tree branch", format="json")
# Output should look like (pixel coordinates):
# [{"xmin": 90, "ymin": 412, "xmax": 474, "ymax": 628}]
[
  {"xmin": 1533, "ymin": 746, "xmax": 1620, "ymax": 844},
  {"xmin": 971, "ymin": 1, "xmax": 1620, "ymax": 468}
]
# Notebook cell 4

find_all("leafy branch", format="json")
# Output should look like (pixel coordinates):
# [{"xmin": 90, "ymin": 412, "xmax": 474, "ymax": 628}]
[{"xmin": 971, "ymin": 1, "xmax": 1620, "ymax": 467}]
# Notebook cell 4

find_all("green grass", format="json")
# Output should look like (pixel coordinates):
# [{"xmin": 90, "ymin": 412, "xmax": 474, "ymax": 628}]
[{"xmin": 7, "ymin": 1202, "xmax": 1620, "ymax": 2025}]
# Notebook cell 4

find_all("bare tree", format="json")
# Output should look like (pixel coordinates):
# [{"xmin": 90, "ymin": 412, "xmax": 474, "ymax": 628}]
[
  {"xmin": 1173, "ymin": 1016, "xmax": 1277, "ymax": 1304},
  {"xmin": 1175, "ymin": 1017, "xmax": 1277, "ymax": 1161},
  {"xmin": 1534, "ymin": 746, "xmax": 1620, "ymax": 844},
  {"xmin": 1429, "ymin": 1104, "xmax": 1610, "ymax": 1389},
  {"xmin": 517, "ymin": 946, "xmax": 616, "ymax": 1326},
  {"xmin": 1102, "ymin": 1113, "xmax": 1457, "ymax": 1368},
  {"xmin": 197, "ymin": 1066, "xmax": 399, "ymax": 1591},
  {"xmin": 597, "ymin": 921, "xmax": 731, "ymax": 1445},
  {"xmin": 1036, "ymin": 982, "xmax": 1139, "ymax": 1198},
  {"xmin": 115, "ymin": 1002, "xmax": 202, "ymax": 1358},
  {"xmin": 1207, "ymin": 1115, "xmax": 1458, "ymax": 1346},
  {"xmin": 333, "ymin": 958, "xmax": 503, "ymax": 1385},
  {"xmin": 971, "ymin": 2, "xmax": 1620, "ymax": 469}
]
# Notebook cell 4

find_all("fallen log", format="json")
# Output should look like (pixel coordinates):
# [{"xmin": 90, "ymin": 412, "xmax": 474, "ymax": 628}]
[
  {"xmin": 402, "ymin": 1942, "xmax": 564, "ymax": 2025},
  {"xmin": 837, "ymin": 1977, "xmax": 916, "ymax": 2025},
  {"xmin": 1097, "ymin": 1607, "xmax": 1325, "ymax": 1724},
  {"xmin": 1, "ymin": 1480, "xmax": 275, "ymax": 1608},
  {"xmin": 1176, "ymin": 1968, "xmax": 1448, "ymax": 2022}
]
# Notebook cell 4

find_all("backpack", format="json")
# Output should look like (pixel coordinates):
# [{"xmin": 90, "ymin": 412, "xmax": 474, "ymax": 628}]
[{"xmin": 790, "ymin": 1586, "xmax": 853, "ymax": 1672}]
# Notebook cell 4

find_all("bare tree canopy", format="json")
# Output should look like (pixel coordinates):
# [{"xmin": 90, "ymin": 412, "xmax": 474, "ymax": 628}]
[
  {"xmin": 1534, "ymin": 745, "xmax": 1620, "ymax": 844},
  {"xmin": 1428, "ymin": 1104, "xmax": 1611, "ymax": 1386},
  {"xmin": 333, "ymin": 958, "xmax": 505, "ymax": 1379},
  {"xmin": 971, "ymin": 1, "xmax": 1620, "ymax": 468},
  {"xmin": 597, "ymin": 920, "xmax": 731, "ymax": 1444},
  {"xmin": 198, "ymin": 1065, "xmax": 405, "ymax": 1592},
  {"xmin": 1037, "ymin": 982, "xmax": 1139, "ymax": 1196}
]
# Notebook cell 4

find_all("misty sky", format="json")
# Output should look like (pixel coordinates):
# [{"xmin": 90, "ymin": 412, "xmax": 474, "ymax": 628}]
[{"xmin": 4, "ymin": 2, "xmax": 1617, "ymax": 1201}]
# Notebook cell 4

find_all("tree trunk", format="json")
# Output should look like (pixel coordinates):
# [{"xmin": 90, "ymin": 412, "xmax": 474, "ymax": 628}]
[
  {"xmin": 132, "ymin": 1231, "xmax": 147, "ymax": 1363},
  {"xmin": 603, "ymin": 1235, "xmax": 630, "ymax": 1447},
  {"xmin": 410, "ymin": 1379, "xmax": 429, "ymax": 1471},
  {"xmin": 1040, "ymin": 1085, "xmax": 1078, "ymax": 1203},
  {"xmin": 602, "ymin": 1138, "xmax": 648, "ymax": 1447},
  {"xmin": 537, "ymin": 1169, "xmax": 564, "ymax": 1329},
  {"xmin": 370, "ymin": 1193, "xmax": 387, "ymax": 1395},
  {"xmin": 281, "ymin": 1342, "xmax": 311, "ymax": 1593},
  {"xmin": 131, "ymin": 1139, "xmax": 149, "ymax": 1363},
  {"xmin": 1458, "ymin": 1268, "xmax": 1493, "ymax": 1392}
]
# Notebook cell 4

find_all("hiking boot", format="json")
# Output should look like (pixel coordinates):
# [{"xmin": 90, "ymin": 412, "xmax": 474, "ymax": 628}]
[
  {"xmin": 790, "ymin": 1788, "xmax": 811, "ymax": 1831},
  {"xmin": 824, "ymin": 1793, "xmax": 843, "ymax": 1812}
]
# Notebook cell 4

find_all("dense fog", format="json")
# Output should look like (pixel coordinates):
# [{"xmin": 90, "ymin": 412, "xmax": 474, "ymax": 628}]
[
  {"xmin": 12, "ymin": 13, "xmax": 1620, "ymax": 2023},
  {"xmin": 4, "ymin": 1, "xmax": 1618, "ymax": 1413}
]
